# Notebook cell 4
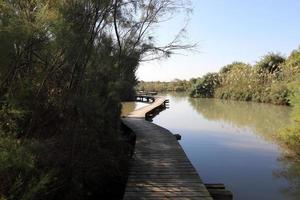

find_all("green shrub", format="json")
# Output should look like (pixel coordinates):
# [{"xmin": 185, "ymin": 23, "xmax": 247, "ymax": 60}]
[
  {"xmin": 190, "ymin": 73, "xmax": 220, "ymax": 98},
  {"xmin": 255, "ymin": 53, "xmax": 285, "ymax": 74},
  {"xmin": 279, "ymin": 75, "xmax": 300, "ymax": 154},
  {"xmin": 268, "ymin": 81, "xmax": 290, "ymax": 105},
  {"xmin": 0, "ymin": 135, "xmax": 55, "ymax": 200},
  {"xmin": 190, "ymin": 50, "xmax": 299, "ymax": 106}
]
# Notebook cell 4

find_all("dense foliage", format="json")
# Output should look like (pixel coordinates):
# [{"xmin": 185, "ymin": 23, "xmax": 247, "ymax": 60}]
[
  {"xmin": 190, "ymin": 47, "xmax": 300, "ymax": 157},
  {"xmin": 277, "ymin": 49, "xmax": 300, "ymax": 157},
  {"xmin": 138, "ymin": 79, "xmax": 192, "ymax": 92},
  {"xmin": 0, "ymin": 0, "xmax": 191, "ymax": 199},
  {"xmin": 279, "ymin": 75, "xmax": 300, "ymax": 156},
  {"xmin": 190, "ymin": 50, "xmax": 300, "ymax": 105},
  {"xmin": 189, "ymin": 73, "xmax": 220, "ymax": 98}
]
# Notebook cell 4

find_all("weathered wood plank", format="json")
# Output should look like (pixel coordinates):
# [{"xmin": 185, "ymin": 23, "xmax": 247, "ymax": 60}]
[
  {"xmin": 126, "ymin": 97, "xmax": 167, "ymax": 118},
  {"xmin": 122, "ymin": 96, "xmax": 212, "ymax": 199},
  {"xmin": 126, "ymin": 183, "xmax": 207, "ymax": 188},
  {"xmin": 124, "ymin": 191, "xmax": 210, "ymax": 197},
  {"xmin": 122, "ymin": 118, "xmax": 213, "ymax": 199},
  {"xmin": 126, "ymin": 186, "xmax": 208, "ymax": 192}
]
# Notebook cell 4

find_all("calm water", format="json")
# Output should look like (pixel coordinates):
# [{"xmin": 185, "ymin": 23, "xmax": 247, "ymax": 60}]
[{"xmin": 134, "ymin": 93, "xmax": 300, "ymax": 200}]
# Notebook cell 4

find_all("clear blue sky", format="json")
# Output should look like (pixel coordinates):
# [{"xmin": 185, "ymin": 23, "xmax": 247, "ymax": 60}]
[{"xmin": 137, "ymin": 0, "xmax": 300, "ymax": 81}]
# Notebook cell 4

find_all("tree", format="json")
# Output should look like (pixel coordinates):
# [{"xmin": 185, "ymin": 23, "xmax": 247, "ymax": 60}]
[
  {"xmin": 219, "ymin": 62, "xmax": 246, "ymax": 74},
  {"xmin": 190, "ymin": 73, "xmax": 220, "ymax": 98},
  {"xmin": 255, "ymin": 53, "xmax": 285, "ymax": 74},
  {"xmin": 0, "ymin": 0, "xmax": 194, "ymax": 199}
]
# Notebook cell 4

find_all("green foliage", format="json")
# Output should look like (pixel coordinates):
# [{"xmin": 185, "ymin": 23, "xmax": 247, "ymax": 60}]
[
  {"xmin": 0, "ymin": 134, "xmax": 52, "ymax": 200},
  {"xmin": 268, "ymin": 81, "xmax": 290, "ymax": 105},
  {"xmin": 279, "ymin": 75, "xmax": 300, "ymax": 154},
  {"xmin": 255, "ymin": 53, "xmax": 285, "ymax": 74},
  {"xmin": 219, "ymin": 62, "xmax": 245, "ymax": 74},
  {"xmin": 138, "ymin": 79, "xmax": 192, "ymax": 92},
  {"xmin": 190, "ymin": 73, "xmax": 220, "ymax": 98},
  {"xmin": 189, "ymin": 47, "xmax": 300, "ymax": 158},
  {"xmin": 0, "ymin": 0, "xmax": 191, "ymax": 199},
  {"xmin": 282, "ymin": 47, "xmax": 300, "ymax": 82},
  {"xmin": 209, "ymin": 62, "xmax": 259, "ymax": 101},
  {"xmin": 190, "ymin": 51, "xmax": 299, "ymax": 105}
]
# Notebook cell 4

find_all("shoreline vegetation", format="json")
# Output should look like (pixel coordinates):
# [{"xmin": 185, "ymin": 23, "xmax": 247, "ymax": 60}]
[
  {"xmin": 137, "ymin": 46, "xmax": 300, "ymax": 158},
  {"xmin": 0, "ymin": 0, "xmax": 299, "ymax": 199},
  {"xmin": 0, "ymin": 1, "xmax": 192, "ymax": 199}
]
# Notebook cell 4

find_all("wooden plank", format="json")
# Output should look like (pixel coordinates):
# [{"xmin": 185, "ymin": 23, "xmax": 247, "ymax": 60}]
[
  {"xmin": 124, "ymin": 191, "xmax": 210, "ymax": 197},
  {"xmin": 126, "ymin": 187, "xmax": 209, "ymax": 193},
  {"xmin": 126, "ymin": 183, "xmax": 207, "ymax": 188},
  {"xmin": 127, "ymin": 97, "xmax": 167, "ymax": 118},
  {"xmin": 122, "ymin": 96, "xmax": 212, "ymax": 199},
  {"xmin": 122, "ymin": 118, "xmax": 213, "ymax": 199}
]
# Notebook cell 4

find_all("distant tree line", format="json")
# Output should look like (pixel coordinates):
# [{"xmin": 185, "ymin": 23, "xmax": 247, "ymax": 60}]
[
  {"xmin": 138, "ymin": 79, "xmax": 192, "ymax": 92},
  {"xmin": 0, "ymin": 0, "xmax": 192, "ymax": 199}
]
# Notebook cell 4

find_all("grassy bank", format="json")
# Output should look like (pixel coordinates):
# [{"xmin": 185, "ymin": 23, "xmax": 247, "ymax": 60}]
[{"xmin": 190, "ymin": 47, "xmax": 300, "ymax": 157}]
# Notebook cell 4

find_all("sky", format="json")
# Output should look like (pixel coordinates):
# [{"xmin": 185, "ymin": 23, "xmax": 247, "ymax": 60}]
[{"xmin": 137, "ymin": 0, "xmax": 300, "ymax": 81}]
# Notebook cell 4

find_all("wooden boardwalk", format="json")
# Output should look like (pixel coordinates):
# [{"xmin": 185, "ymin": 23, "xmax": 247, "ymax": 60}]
[
  {"xmin": 122, "ymin": 97, "xmax": 213, "ymax": 200},
  {"xmin": 127, "ymin": 97, "xmax": 167, "ymax": 118}
]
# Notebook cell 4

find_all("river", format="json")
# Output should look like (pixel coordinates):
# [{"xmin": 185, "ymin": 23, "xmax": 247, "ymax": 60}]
[{"xmin": 122, "ymin": 92, "xmax": 300, "ymax": 200}]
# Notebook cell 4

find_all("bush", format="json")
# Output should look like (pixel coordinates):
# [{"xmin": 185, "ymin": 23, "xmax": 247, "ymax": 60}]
[
  {"xmin": 214, "ymin": 62, "xmax": 255, "ymax": 101},
  {"xmin": 190, "ymin": 73, "xmax": 220, "ymax": 98},
  {"xmin": 268, "ymin": 81, "xmax": 290, "ymax": 105},
  {"xmin": 190, "ymin": 50, "xmax": 299, "ymax": 105},
  {"xmin": 255, "ymin": 53, "xmax": 285, "ymax": 74},
  {"xmin": 279, "ymin": 75, "xmax": 300, "ymax": 155},
  {"xmin": 0, "ymin": 135, "xmax": 50, "ymax": 200}
]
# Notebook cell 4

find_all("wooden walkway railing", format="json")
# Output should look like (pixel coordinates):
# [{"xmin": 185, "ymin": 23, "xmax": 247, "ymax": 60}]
[{"xmin": 122, "ymin": 96, "xmax": 214, "ymax": 199}]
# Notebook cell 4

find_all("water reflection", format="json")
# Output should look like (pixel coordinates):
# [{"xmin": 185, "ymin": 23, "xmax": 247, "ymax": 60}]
[
  {"xmin": 188, "ymin": 98, "xmax": 292, "ymax": 142},
  {"xmin": 151, "ymin": 92, "xmax": 300, "ymax": 200},
  {"xmin": 274, "ymin": 156, "xmax": 300, "ymax": 199},
  {"xmin": 188, "ymin": 97, "xmax": 300, "ymax": 199}
]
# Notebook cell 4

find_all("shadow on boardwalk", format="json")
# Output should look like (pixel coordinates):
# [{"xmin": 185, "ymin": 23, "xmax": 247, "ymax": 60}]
[{"xmin": 121, "ymin": 96, "xmax": 214, "ymax": 199}]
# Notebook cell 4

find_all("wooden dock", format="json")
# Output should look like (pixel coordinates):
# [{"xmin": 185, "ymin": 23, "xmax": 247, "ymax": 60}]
[
  {"xmin": 127, "ymin": 96, "xmax": 167, "ymax": 118},
  {"xmin": 122, "ymin": 96, "xmax": 213, "ymax": 199}
]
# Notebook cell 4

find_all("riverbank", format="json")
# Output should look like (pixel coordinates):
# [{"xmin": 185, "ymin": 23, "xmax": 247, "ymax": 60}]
[
  {"xmin": 142, "ymin": 92, "xmax": 299, "ymax": 200},
  {"xmin": 137, "ymin": 47, "xmax": 300, "ymax": 162},
  {"xmin": 188, "ymin": 49, "xmax": 300, "ymax": 160}
]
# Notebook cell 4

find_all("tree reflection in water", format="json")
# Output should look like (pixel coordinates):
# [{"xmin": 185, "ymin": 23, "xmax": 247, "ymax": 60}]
[{"xmin": 188, "ymin": 97, "xmax": 300, "ymax": 199}]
